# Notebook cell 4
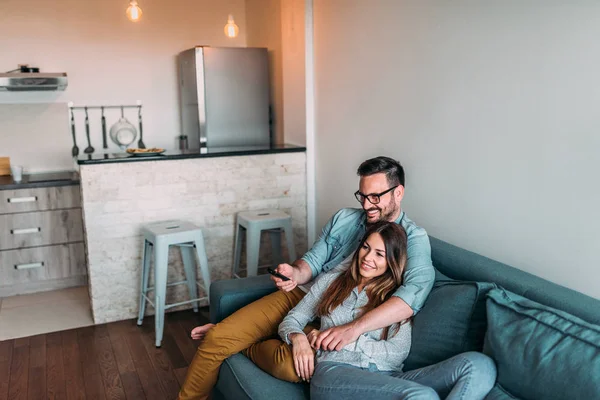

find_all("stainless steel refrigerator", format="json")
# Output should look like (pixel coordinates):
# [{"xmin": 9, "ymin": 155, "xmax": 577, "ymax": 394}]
[{"xmin": 179, "ymin": 47, "xmax": 271, "ymax": 150}]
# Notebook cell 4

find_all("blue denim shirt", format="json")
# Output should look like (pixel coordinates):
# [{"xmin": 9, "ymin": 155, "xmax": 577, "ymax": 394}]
[{"xmin": 301, "ymin": 208, "xmax": 434, "ymax": 314}]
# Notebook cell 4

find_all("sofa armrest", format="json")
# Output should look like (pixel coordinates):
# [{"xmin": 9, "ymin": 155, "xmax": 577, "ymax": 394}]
[{"xmin": 209, "ymin": 275, "xmax": 277, "ymax": 324}]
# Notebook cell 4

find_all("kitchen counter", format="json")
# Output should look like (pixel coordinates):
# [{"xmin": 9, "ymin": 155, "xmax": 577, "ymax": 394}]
[
  {"xmin": 79, "ymin": 150, "xmax": 307, "ymax": 324},
  {"xmin": 0, "ymin": 171, "xmax": 80, "ymax": 191},
  {"xmin": 77, "ymin": 144, "xmax": 306, "ymax": 165}
]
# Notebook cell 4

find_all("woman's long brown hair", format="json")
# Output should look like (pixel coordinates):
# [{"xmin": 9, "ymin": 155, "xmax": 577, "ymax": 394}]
[{"xmin": 316, "ymin": 221, "xmax": 408, "ymax": 339}]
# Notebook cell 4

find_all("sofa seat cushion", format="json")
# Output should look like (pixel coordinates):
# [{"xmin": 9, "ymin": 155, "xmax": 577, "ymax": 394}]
[
  {"xmin": 214, "ymin": 353, "xmax": 309, "ymax": 400},
  {"xmin": 484, "ymin": 288, "xmax": 600, "ymax": 400},
  {"xmin": 485, "ymin": 384, "xmax": 520, "ymax": 399},
  {"xmin": 403, "ymin": 279, "xmax": 497, "ymax": 371}
]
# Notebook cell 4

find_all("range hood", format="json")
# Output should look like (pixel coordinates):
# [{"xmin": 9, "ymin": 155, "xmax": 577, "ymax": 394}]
[{"xmin": 0, "ymin": 72, "xmax": 68, "ymax": 91}]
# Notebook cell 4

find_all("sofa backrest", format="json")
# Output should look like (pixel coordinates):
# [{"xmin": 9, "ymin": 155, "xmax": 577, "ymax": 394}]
[{"xmin": 429, "ymin": 236, "xmax": 600, "ymax": 325}]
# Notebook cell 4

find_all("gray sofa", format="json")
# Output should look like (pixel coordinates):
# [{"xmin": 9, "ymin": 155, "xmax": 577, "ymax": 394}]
[{"xmin": 210, "ymin": 237, "xmax": 600, "ymax": 400}]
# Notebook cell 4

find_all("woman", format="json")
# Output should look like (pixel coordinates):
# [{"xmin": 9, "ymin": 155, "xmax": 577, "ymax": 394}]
[{"xmin": 279, "ymin": 221, "xmax": 496, "ymax": 400}]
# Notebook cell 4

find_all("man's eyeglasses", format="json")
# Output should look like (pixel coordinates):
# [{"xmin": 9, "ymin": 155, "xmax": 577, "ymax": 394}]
[{"xmin": 354, "ymin": 185, "xmax": 399, "ymax": 205}]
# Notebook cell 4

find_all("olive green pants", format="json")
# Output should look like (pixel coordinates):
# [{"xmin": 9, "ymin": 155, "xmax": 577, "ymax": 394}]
[{"xmin": 178, "ymin": 288, "xmax": 308, "ymax": 400}]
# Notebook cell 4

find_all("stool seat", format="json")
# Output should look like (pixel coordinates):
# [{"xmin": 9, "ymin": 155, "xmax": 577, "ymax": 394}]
[
  {"xmin": 237, "ymin": 209, "xmax": 290, "ymax": 224},
  {"xmin": 233, "ymin": 209, "xmax": 296, "ymax": 278},
  {"xmin": 142, "ymin": 220, "xmax": 201, "ymax": 244},
  {"xmin": 137, "ymin": 219, "xmax": 210, "ymax": 347}
]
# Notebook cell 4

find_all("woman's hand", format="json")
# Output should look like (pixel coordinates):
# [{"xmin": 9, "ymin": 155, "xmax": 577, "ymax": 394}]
[
  {"xmin": 290, "ymin": 333, "xmax": 315, "ymax": 382},
  {"xmin": 306, "ymin": 329, "xmax": 322, "ymax": 349},
  {"xmin": 190, "ymin": 323, "xmax": 215, "ymax": 340}
]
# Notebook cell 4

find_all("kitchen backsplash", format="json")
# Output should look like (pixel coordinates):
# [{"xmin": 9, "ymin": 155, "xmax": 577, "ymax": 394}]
[{"xmin": 0, "ymin": 103, "xmax": 73, "ymax": 173}]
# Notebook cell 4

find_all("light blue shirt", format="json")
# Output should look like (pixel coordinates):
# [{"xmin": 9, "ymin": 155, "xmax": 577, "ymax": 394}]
[
  {"xmin": 301, "ymin": 208, "xmax": 434, "ymax": 313},
  {"xmin": 280, "ymin": 270, "xmax": 413, "ymax": 372}
]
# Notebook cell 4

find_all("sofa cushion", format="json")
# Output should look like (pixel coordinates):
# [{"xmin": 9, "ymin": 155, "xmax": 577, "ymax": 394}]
[
  {"xmin": 403, "ymin": 279, "xmax": 497, "ymax": 371},
  {"xmin": 484, "ymin": 288, "xmax": 600, "ymax": 400},
  {"xmin": 485, "ymin": 384, "xmax": 520, "ymax": 400},
  {"xmin": 214, "ymin": 353, "xmax": 309, "ymax": 400}
]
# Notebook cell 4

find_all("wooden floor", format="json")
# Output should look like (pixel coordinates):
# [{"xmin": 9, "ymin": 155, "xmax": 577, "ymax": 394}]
[{"xmin": 0, "ymin": 308, "xmax": 209, "ymax": 400}]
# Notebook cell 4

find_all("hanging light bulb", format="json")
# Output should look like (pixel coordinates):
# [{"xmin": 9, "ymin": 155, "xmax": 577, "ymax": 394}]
[
  {"xmin": 224, "ymin": 14, "xmax": 239, "ymax": 38},
  {"xmin": 126, "ymin": 0, "xmax": 143, "ymax": 22}
]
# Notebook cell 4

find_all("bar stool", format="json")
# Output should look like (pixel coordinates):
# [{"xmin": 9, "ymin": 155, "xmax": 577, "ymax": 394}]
[
  {"xmin": 232, "ymin": 209, "xmax": 296, "ymax": 278},
  {"xmin": 137, "ymin": 220, "xmax": 211, "ymax": 347}
]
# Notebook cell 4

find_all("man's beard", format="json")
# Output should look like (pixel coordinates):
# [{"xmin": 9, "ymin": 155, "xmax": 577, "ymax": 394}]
[{"xmin": 365, "ymin": 201, "xmax": 399, "ymax": 225}]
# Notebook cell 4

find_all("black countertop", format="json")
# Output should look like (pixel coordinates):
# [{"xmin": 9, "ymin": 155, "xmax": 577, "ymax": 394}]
[
  {"xmin": 77, "ymin": 144, "xmax": 306, "ymax": 165},
  {"xmin": 0, "ymin": 171, "xmax": 80, "ymax": 191}
]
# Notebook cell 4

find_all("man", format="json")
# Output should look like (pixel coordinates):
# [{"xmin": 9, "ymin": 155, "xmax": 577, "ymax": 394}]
[{"xmin": 179, "ymin": 156, "xmax": 435, "ymax": 399}]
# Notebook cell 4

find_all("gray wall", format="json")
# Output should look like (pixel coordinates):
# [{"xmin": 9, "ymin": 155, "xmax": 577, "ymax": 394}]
[{"xmin": 313, "ymin": 0, "xmax": 600, "ymax": 299}]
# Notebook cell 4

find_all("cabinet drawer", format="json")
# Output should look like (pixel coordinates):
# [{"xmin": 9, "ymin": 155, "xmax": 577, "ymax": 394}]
[
  {"xmin": 0, "ymin": 185, "xmax": 81, "ymax": 215},
  {"xmin": 0, "ymin": 209, "xmax": 83, "ymax": 251},
  {"xmin": 0, "ymin": 243, "xmax": 86, "ymax": 287}
]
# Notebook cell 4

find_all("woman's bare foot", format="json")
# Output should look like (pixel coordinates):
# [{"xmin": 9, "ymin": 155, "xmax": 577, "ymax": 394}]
[{"xmin": 191, "ymin": 323, "xmax": 215, "ymax": 340}]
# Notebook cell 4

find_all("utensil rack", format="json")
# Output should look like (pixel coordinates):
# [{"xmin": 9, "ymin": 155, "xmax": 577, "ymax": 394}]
[
  {"xmin": 68, "ymin": 102, "xmax": 145, "ymax": 154},
  {"xmin": 69, "ymin": 105, "xmax": 142, "ymax": 110}
]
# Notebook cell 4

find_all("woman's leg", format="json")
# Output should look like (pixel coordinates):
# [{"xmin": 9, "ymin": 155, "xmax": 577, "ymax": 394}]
[
  {"xmin": 395, "ymin": 352, "xmax": 497, "ymax": 400},
  {"xmin": 178, "ymin": 287, "xmax": 305, "ymax": 400},
  {"xmin": 242, "ymin": 322, "xmax": 319, "ymax": 383},
  {"xmin": 310, "ymin": 362, "xmax": 440, "ymax": 400}
]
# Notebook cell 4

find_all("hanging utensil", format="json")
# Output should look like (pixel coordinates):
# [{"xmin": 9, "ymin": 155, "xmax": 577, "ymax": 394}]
[
  {"xmin": 101, "ymin": 106, "xmax": 108, "ymax": 149},
  {"xmin": 109, "ymin": 106, "xmax": 137, "ymax": 150},
  {"xmin": 70, "ymin": 108, "xmax": 79, "ymax": 157},
  {"xmin": 84, "ymin": 107, "xmax": 95, "ymax": 154},
  {"xmin": 137, "ymin": 105, "xmax": 146, "ymax": 149}
]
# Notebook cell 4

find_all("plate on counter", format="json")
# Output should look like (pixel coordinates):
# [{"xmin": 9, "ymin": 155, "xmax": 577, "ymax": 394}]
[{"xmin": 126, "ymin": 148, "xmax": 166, "ymax": 157}]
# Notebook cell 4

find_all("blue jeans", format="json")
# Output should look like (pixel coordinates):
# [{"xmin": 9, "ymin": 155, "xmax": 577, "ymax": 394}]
[{"xmin": 310, "ymin": 351, "xmax": 497, "ymax": 400}]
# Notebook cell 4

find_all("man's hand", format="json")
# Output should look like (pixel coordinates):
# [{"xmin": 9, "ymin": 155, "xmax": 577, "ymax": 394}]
[
  {"xmin": 290, "ymin": 333, "xmax": 315, "ymax": 382},
  {"xmin": 315, "ymin": 323, "xmax": 359, "ymax": 351},
  {"xmin": 271, "ymin": 263, "xmax": 298, "ymax": 292}
]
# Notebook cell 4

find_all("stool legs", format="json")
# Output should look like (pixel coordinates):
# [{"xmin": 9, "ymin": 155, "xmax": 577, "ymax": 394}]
[
  {"xmin": 154, "ymin": 240, "xmax": 169, "ymax": 347},
  {"xmin": 194, "ymin": 232, "xmax": 211, "ymax": 300},
  {"xmin": 246, "ymin": 226, "xmax": 261, "ymax": 277},
  {"xmin": 283, "ymin": 222, "xmax": 297, "ymax": 262},
  {"xmin": 137, "ymin": 240, "xmax": 152, "ymax": 326},
  {"xmin": 270, "ymin": 229, "xmax": 283, "ymax": 267},
  {"xmin": 180, "ymin": 245, "xmax": 199, "ymax": 313},
  {"xmin": 232, "ymin": 225, "xmax": 244, "ymax": 278}
]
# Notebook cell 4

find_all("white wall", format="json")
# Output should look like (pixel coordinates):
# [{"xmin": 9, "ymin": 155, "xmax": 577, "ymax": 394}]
[
  {"xmin": 0, "ymin": 0, "xmax": 247, "ymax": 171},
  {"xmin": 245, "ymin": 0, "xmax": 306, "ymax": 146},
  {"xmin": 313, "ymin": 0, "xmax": 600, "ymax": 299},
  {"xmin": 282, "ymin": 0, "xmax": 306, "ymax": 146},
  {"xmin": 245, "ymin": 0, "xmax": 284, "ymax": 144}
]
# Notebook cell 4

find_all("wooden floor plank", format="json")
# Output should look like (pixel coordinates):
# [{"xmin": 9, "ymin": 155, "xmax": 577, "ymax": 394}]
[
  {"xmin": 106, "ymin": 322, "xmax": 137, "ymax": 374},
  {"xmin": 159, "ymin": 315, "xmax": 187, "ymax": 369},
  {"xmin": 106, "ymin": 322, "xmax": 146, "ymax": 400},
  {"xmin": 8, "ymin": 337, "xmax": 30, "ymax": 400},
  {"xmin": 173, "ymin": 367, "xmax": 188, "ymax": 388},
  {"xmin": 91, "ymin": 326, "xmax": 126, "ymax": 400},
  {"xmin": 77, "ymin": 327, "xmax": 107, "ymax": 400},
  {"xmin": 46, "ymin": 332, "xmax": 66, "ymax": 400},
  {"xmin": 0, "ymin": 309, "xmax": 207, "ymax": 400},
  {"xmin": 167, "ymin": 318, "xmax": 198, "ymax": 365},
  {"xmin": 125, "ymin": 328, "xmax": 165, "ymax": 398},
  {"xmin": 0, "ymin": 340, "xmax": 14, "ymax": 400},
  {"xmin": 61, "ymin": 329, "xmax": 86, "ymax": 400},
  {"xmin": 28, "ymin": 335, "xmax": 46, "ymax": 400},
  {"xmin": 138, "ymin": 319, "xmax": 181, "ymax": 395}
]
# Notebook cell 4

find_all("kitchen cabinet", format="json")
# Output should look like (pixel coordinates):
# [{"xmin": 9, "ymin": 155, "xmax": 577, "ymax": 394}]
[{"xmin": 0, "ymin": 184, "xmax": 86, "ymax": 297}]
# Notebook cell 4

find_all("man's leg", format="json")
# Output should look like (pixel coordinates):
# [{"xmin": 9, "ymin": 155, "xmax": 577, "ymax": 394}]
[
  {"xmin": 395, "ymin": 352, "xmax": 497, "ymax": 400},
  {"xmin": 178, "ymin": 287, "xmax": 305, "ymax": 400},
  {"xmin": 310, "ymin": 362, "xmax": 439, "ymax": 400},
  {"xmin": 242, "ymin": 322, "xmax": 319, "ymax": 382}
]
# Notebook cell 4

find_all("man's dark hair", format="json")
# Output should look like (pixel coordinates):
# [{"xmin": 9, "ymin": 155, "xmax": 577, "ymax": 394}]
[{"xmin": 357, "ymin": 156, "xmax": 405, "ymax": 187}]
